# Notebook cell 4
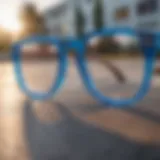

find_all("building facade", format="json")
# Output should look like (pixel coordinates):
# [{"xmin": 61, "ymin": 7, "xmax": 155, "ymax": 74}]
[
  {"xmin": 135, "ymin": 0, "xmax": 160, "ymax": 31},
  {"xmin": 44, "ymin": 1, "xmax": 71, "ymax": 37},
  {"xmin": 43, "ymin": 0, "xmax": 96, "ymax": 37},
  {"xmin": 104, "ymin": 0, "xmax": 160, "ymax": 31},
  {"xmin": 44, "ymin": 0, "xmax": 160, "ymax": 37}
]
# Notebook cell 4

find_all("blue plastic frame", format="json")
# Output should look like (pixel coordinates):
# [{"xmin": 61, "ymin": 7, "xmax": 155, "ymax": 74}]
[{"xmin": 11, "ymin": 28, "xmax": 158, "ymax": 107}]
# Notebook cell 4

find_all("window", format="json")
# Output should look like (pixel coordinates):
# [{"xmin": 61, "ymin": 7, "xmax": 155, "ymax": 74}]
[
  {"xmin": 137, "ymin": 0, "xmax": 158, "ymax": 15},
  {"xmin": 115, "ymin": 7, "xmax": 130, "ymax": 21}
]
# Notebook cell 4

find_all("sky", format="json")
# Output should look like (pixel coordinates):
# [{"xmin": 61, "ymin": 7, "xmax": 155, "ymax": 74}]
[{"xmin": 0, "ymin": 0, "xmax": 64, "ymax": 31}]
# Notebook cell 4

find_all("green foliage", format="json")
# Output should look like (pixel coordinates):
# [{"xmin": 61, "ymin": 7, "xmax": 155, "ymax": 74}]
[
  {"xmin": 93, "ymin": 0, "xmax": 104, "ymax": 31},
  {"xmin": 75, "ymin": 7, "xmax": 85, "ymax": 38}
]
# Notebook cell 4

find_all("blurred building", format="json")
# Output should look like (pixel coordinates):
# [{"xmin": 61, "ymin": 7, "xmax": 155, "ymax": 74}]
[
  {"xmin": 104, "ymin": 0, "xmax": 160, "ymax": 31},
  {"xmin": 134, "ymin": 0, "xmax": 160, "ymax": 31},
  {"xmin": 75, "ymin": 0, "xmax": 95, "ymax": 33},
  {"xmin": 44, "ymin": 0, "xmax": 76, "ymax": 37},
  {"xmin": 44, "ymin": 0, "xmax": 96, "ymax": 37},
  {"xmin": 44, "ymin": 1, "xmax": 68, "ymax": 37},
  {"xmin": 103, "ymin": 0, "xmax": 136, "ymax": 28},
  {"xmin": 44, "ymin": 0, "xmax": 160, "ymax": 37}
]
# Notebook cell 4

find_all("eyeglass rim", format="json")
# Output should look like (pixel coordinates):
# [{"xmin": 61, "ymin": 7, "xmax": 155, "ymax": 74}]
[{"xmin": 11, "ymin": 27, "xmax": 158, "ymax": 106}]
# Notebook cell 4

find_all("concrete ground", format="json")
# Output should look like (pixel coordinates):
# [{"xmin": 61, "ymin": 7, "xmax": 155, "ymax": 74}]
[{"xmin": 0, "ymin": 58, "xmax": 159, "ymax": 160}]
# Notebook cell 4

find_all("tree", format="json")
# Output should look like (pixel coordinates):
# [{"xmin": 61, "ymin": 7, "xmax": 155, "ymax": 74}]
[
  {"xmin": 75, "ymin": 7, "xmax": 85, "ymax": 38},
  {"xmin": 93, "ymin": 0, "xmax": 104, "ymax": 31},
  {"xmin": 0, "ymin": 27, "xmax": 12, "ymax": 52},
  {"xmin": 18, "ymin": 3, "xmax": 47, "ymax": 39},
  {"xmin": 17, "ymin": 3, "xmax": 49, "ymax": 57}
]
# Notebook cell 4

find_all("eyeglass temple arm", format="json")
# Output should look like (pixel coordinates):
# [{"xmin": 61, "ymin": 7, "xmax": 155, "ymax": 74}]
[
  {"xmin": 154, "ymin": 56, "xmax": 160, "ymax": 75},
  {"xmin": 95, "ymin": 55, "xmax": 126, "ymax": 84}
]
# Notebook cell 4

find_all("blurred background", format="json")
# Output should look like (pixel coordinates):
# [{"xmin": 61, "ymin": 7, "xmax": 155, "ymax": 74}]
[{"xmin": 0, "ymin": 0, "xmax": 160, "ymax": 160}]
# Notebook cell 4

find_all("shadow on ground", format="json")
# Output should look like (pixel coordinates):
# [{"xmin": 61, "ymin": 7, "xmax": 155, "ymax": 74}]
[{"xmin": 23, "ymin": 101, "xmax": 160, "ymax": 160}]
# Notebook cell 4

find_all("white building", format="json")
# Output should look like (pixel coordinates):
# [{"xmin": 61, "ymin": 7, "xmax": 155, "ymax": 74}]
[
  {"xmin": 44, "ymin": 0, "xmax": 160, "ymax": 37},
  {"xmin": 135, "ymin": 0, "xmax": 160, "ymax": 31},
  {"xmin": 104, "ymin": 0, "xmax": 160, "ymax": 31},
  {"xmin": 44, "ymin": 1, "xmax": 71, "ymax": 37},
  {"xmin": 43, "ymin": 0, "xmax": 96, "ymax": 37}
]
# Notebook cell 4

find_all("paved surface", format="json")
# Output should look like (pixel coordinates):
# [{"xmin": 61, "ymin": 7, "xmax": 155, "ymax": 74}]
[{"xmin": 0, "ymin": 58, "xmax": 160, "ymax": 160}]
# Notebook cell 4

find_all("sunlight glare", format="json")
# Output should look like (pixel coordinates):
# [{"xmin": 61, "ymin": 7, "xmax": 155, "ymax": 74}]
[
  {"xmin": 2, "ymin": 17, "xmax": 21, "ymax": 32},
  {"xmin": 0, "ymin": 13, "xmax": 21, "ymax": 33}
]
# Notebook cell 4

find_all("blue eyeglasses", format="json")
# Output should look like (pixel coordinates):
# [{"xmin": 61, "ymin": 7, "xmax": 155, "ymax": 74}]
[{"xmin": 11, "ymin": 28, "xmax": 158, "ymax": 107}]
